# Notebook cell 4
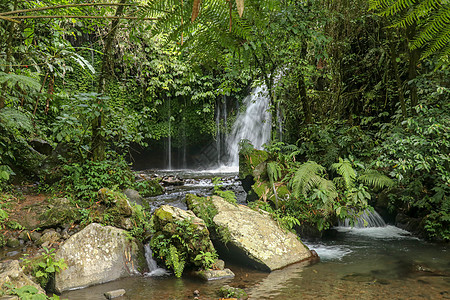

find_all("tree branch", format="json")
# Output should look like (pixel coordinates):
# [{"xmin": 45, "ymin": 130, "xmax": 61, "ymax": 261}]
[
  {"xmin": 0, "ymin": 3, "xmax": 139, "ymax": 16},
  {"xmin": 7, "ymin": 15, "xmax": 158, "ymax": 20}
]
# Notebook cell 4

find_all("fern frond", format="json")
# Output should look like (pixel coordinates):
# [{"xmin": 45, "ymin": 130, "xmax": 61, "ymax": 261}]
[
  {"xmin": 331, "ymin": 158, "xmax": 356, "ymax": 190},
  {"xmin": 370, "ymin": 0, "xmax": 450, "ymax": 58},
  {"xmin": 0, "ymin": 72, "xmax": 41, "ymax": 91},
  {"xmin": 290, "ymin": 161, "xmax": 327, "ymax": 198},
  {"xmin": 267, "ymin": 161, "xmax": 281, "ymax": 184},
  {"xmin": 0, "ymin": 107, "xmax": 34, "ymax": 133},
  {"xmin": 359, "ymin": 169, "xmax": 395, "ymax": 189}
]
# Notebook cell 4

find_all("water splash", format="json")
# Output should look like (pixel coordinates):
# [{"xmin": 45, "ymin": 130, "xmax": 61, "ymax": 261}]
[
  {"xmin": 144, "ymin": 244, "xmax": 170, "ymax": 277},
  {"xmin": 339, "ymin": 208, "xmax": 386, "ymax": 228},
  {"xmin": 226, "ymin": 85, "xmax": 271, "ymax": 166}
]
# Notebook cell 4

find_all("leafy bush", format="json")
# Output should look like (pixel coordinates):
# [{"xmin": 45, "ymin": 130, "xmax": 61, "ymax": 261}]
[
  {"xmin": 375, "ymin": 102, "xmax": 450, "ymax": 240},
  {"xmin": 61, "ymin": 156, "xmax": 134, "ymax": 204},
  {"xmin": 32, "ymin": 247, "xmax": 67, "ymax": 289}
]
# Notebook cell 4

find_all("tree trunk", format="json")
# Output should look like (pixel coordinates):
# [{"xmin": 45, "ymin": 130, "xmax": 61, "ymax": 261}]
[
  {"xmin": 388, "ymin": 31, "xmax": 407, "ymax": 119},
  {"xmin": 406, "ymin": 25, "xmax": 420, "ymax": 109},
  {"xmin": 92, "ymin": 0, "xmax": 127, "ymax": 161},
  {"xmin": 298, "ymin": 42, "xmax": 311, "ymax": 124},
  {"xmin": 0, "ymin": 0, "xmax": 18, "ymax": 109}
]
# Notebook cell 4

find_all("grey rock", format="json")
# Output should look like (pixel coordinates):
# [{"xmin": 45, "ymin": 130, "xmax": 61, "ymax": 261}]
[
  {"xmin": 104, "ymin": 289, "xmax": 126, "ymax": 299},
  {"xmin": 36, "ymin": 230, "xmax": 61, "ymax": 247},
  {"xmin": 123, "ymin": 189, "xmax": 143, "ymax": 206},
  {"xmin": 194, "ymin": 268, "xmax": 235, "ymax": 281},
  {"xmin": 0, "ymin": 260, "xmax": 45, "ymax": 295},
  {"xmin": 210, "ymin": 196, "xmax": 312, "ymax": 271},
  {"xmin": 6, "ymin": 238, "xmax": 20, "ymax": 248},
  {"xmin": 30, "ymin": 231, "xmax": 41, "ymax": 242},
  {"xmin": 53, "ymin": 223, "xmax": 147, "ymax": 293},
  {"xmin": 213, "ymin": 259, "xmax": 225, "ymax": 270}
]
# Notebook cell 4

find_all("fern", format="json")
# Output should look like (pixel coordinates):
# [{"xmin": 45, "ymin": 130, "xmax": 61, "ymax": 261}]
[
  {"xmin": 369, "ymin": 0, "xmax": 450, "ymax": 58},
  {"xmin": 290, "ymin": 161, "xmax": 336, "ymax": 200},
  {"xmin": 359, "ymin": 169, "xmax": 395, "ymax": 189},
  {"xmin": 0, "ymin": 72, "xmax": 41, "ymax": 91},
  {"xmin": 331, "ymin": 158, "xmax": 356, "ymax": 190},
  {"xmin": 168, "ymin": 245, "xmax": 185, "ymax": 278},
  {"xmin": 0, "ymin": 107, "xmax": 34, "ymax": 134}
]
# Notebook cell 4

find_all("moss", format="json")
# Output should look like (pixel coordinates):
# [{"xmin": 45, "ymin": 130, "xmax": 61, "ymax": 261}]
[
  {"xmin": 155, "ymin": 208, "xmax": 173, "ymax": 222},
  {"xmin": 39, "ymin": 198, "xmax": 81, "ymax": 229},
  {"xmin": 238, "ymin": 143, "xmax": 269, "ymax": 180},
  {"xmin": 138, "ymin": 179, "xmax": 164, "ymax": 197},
  {"xmin": 185, "ymin": 194, "xmax": 217, "ymax": 227}
]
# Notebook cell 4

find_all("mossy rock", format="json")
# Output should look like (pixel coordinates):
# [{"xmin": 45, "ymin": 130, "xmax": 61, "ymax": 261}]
[
  {"xmin": 185, "ymin": 194, "xmax": 218, "ymax": 227},
  {"xmin": 39, "ymin": 198, "xmax": 81, "ymax": 229},
  {"xmin": 150, "ymin": 205, "xmax": 216, "ymax": 276},
  {"xmin": 138, "ymin": 179, "xmax": 164, "ymax": 197},
  {"xmin": 238, "ymin": 144, "xmax": 269, "ymax": 180},
  {"xmin": 97, "ymin": 188, "xmax": 132, "ymax": 217}
]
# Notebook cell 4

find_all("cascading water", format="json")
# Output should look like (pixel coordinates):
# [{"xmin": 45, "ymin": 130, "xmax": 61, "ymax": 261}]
[
  {"xmin": 167, "ymin": 98, "xmax": 172, "ymax": 170},
  {"xmin": 216, "ymin": 99, "xmax": 221, "ymax": 165},
  {"xmin": 339, "ymin": 208, "xmax": 386, "ymax": 228},
  {"xmin": 144, "ymin": 244, "xmax": 169, "ymax": 277},
  {"xmin": 225, "ymin": 85, "xmax": 271, "ymax": 167}
]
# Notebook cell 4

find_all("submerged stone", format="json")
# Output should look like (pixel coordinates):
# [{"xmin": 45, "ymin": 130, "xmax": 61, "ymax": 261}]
[
  {"xmin": 194, "ymin": 268, "xmax": 235, "ymax": 281},
  {"xmin": 104, "ymin": 289, "xmax": 126, "ymax": 299},
  {"xmin": 217, "ymin": 284, "xmax": 248, "ymax": 299}
]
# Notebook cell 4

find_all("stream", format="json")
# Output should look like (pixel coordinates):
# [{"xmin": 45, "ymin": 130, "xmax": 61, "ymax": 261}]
[{"xmin": 61, "ymin": 169, "xmax": 450, "ymax": 300}]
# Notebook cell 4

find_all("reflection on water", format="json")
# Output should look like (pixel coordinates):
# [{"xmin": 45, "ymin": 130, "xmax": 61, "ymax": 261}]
[
  {"xmin": 61, "ymin": 170, "xmax": 449, "ymax": 299},
  {"xmin": 62, "ymin": 225, "xmax": 450, "ymax": 300}
]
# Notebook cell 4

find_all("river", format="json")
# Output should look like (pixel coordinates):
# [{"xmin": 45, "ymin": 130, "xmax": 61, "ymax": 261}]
[{"xmin": 61, "ymin": 170, "xmax": 450, "ymax": 300}]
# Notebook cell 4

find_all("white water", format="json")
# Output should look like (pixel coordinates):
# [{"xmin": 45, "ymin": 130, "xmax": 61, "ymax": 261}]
[
  {"xmin": 225, "ymin": 85, "xmax": 272, "ymax": 166},
  {"xmin": 144, "ymin": 244, "xmax": 170, "ymax": 277},
  {"xmin": 339, "ymin": 208, "xmax": 387, "ymax": 228}
]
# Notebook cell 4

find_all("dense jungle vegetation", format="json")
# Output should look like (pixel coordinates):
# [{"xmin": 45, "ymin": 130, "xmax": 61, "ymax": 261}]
[{"xmin": 0, "ymin": 0, "xmax": 448, "ymax": 241}]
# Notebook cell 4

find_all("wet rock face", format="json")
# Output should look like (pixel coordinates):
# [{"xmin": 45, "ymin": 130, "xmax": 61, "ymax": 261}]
[
  {"xmin": 53, "ymin": 223, "xmax": 147, "ymax": 293},
  {"xmin": 210, "ymin": 196, "xmax": 312, "ymax": 271}
]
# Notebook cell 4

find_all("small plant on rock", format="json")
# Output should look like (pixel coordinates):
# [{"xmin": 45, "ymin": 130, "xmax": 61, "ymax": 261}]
[{"xmin": 33, "ymin": 247, "xmax": 67, "ymax": 289}]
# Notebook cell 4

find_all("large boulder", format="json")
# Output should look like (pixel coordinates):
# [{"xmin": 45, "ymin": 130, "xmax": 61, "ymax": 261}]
[
  {"xmin": 53, "ymin": 223, "xmax": 147, "ymax": 293},
  {"xmin": 188, "ymin": 195, "xmax": 313, "ymax": 271},
  {"xmin": 0, "ymin": 260, "xmax": 45, "ymax": 295}
]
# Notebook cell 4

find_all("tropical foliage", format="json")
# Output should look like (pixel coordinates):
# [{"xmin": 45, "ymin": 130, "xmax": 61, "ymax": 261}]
[{"xmin": 0, "ymin": 0, "xmax": 448, "ymax": 241}]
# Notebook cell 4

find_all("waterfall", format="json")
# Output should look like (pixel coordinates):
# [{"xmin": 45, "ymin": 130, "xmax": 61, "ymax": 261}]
[
  {"xmin": 276, "ymin": 101, "xmax": 283, "ymax": 142},
  {"xmin": 167, "ymin": 98, "xmax": 172, "ymax": 170},
  {"xmin": 226, "ymin": 85, "xmax": 271, "ymax": 166},
  {"xmin": 144, "ymin": 244, "xmax": 169, "ymax": 277},
  {"xmin": 339, "ymin": 208, "xmax": 387, "ymax": 228},
  {"xmin": 216, "ymin": 99, "xmax": 221, "ymax": 165}
]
